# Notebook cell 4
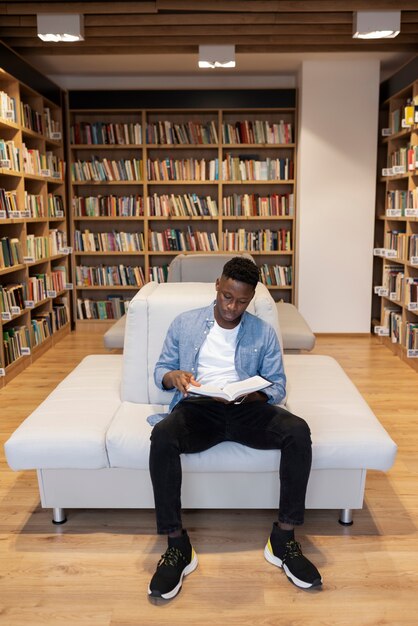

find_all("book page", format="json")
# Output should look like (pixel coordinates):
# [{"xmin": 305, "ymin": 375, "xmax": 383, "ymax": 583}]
[{"xmin": 188, "ymin": 375, "xmax": 271, "ymax": 401}]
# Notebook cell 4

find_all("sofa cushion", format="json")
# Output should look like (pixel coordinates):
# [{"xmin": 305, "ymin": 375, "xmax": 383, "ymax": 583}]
[
  {"xmin": 4, "ymin": 356, "xmax": 122, "ymax": 470},
  {"xmin": 106, "ymin": 354, "xmax": 397, "ymax": 473},
  {"xmin": 106, "ymin": 400, "xmax": 283, "ymax": 472},
  {"xmin": 284, "ymin": 355, "xmax": 397, "ymax": 471}
]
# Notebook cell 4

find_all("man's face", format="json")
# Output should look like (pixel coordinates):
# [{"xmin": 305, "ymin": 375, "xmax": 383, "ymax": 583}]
[{"xmin": 214, "ymin": 276, "xmax": 255, "ymax": 329}]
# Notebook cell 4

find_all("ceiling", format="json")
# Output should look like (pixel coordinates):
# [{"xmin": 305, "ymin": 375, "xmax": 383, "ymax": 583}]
[{"xmin": 0, "ymin": 1, "xmax": 417, "ymax": 89}]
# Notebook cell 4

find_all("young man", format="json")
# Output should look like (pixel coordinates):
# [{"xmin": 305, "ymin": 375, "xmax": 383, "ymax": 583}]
[{"xmin": 148, "ymin": 257, "xmax": 321, "ymax": 599}]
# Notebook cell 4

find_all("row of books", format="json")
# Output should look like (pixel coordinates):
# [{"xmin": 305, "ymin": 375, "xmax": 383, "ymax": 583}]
[
  {"xmin": 384, "ymin": 232, "xmax": 418, "ymax": 260},
  {"xmin": 0, "ymin": 190, "xmax": 64, "ymax": 219},
  {"xmin": 0, "ymin": 237, "xmax": 23, "ymax": 268},
  {"xmin": 20, "ymin": 103, "xmax": 61, "ymax": 139},
  {"xmin": 74, "ymin": 229, "xmax": 145, "ymax": 253},
  {"xmin": 149, "ymin": 264, "xmax": 168, "ymax": 283},
  {"xmin": 148, "ymin": 193, "xmax": 218, "ymax": 218},
  {"xmin": 222, "ymin": 192, "xmax": 294, "ymax": 217},
  {"xmin": 44, "ymin": 108, "xmax": 61, "ymax": 140},
  {"xmin": 20, "ymin": 103, "xmax": 43, "ymax": 135},
  {"xmin": 71, "ymin": 122, "xmax": 142, "ymax": 146},
  {"xmin": 149, "ymin": 227, "xmax": 219, "ymax": 252},
  {"xmin": 381, "ymin": 308, "xmax": 418, "ymax": 354},
  {"xmin": 71, "ymin": 192, "xmax": 294, "ymax": 219},
  {"xmin": 385, "ymin": 145, "xmax": 418, "ymax": 174},
  {"xmin": 0, "ymin": 270, "xmax": 68, "ymax": 315},
  {"xmin": 73, "ymin": 194, "xmax": 144, "ymax": 217},
  {"xmin": 0, "ymin": 91, "xmax": 17, "ymax": 123},
  {"xmin": 3, "ymin": 325, "xmax": 30, "ymax": 366},
  {"xmin": 71, "ymin": 158, "xmax": 142, "ymax": 182},
  {"xmin": 147, "ymin": 157, "xmax": 218, "ymax": 182},
  {"xmin": 222, "ymin": 120, "xmax": 292, "ymax": 145},
  {"xmin": 3, "ymin": 309, "xmax": 69, "ymax": 366},
  {"xmin": 146, "ymin": 121, "xmax": 218, "ymax": 145},
  {"xmin": 75, "ymin": 264, "xmax": 145, "ymax": 288},
  {"xmin": 22, "ymin": 145, "xmax": 64, "ymax": 179},
  {"xmin": 222, "ymin": 228, "xmax": 292, "ymax": 252},
  {"xmin": 0, "ymin": 139, "xmax": 20, "ymax": 171},
  {"xmin": 406, "ymin": 323, "xmax": 418, "ymax": 352},
  {"xmin": 222, "ymin": 155, "xmax": 294, "ymax": 181},
  {"xmin": 387, "ymin": 189, "xmax": 418, "ymax": 213},
  {"xmin": 76, "ymin": 296, "xmax": 129, "ymax": 320},
  {"xmin": 390, "ymin": 97, "xmax": 418, "ymax": 133},
  {"xmin": 26, "ymin": 230, "xmax": 67, "ymax": 260},
  {"xmin": 0, "ymin": 189, "xmax": 18, "ymax": 216},
  {"xmin": 259, "ymin": 263, "xmax": 292, "ymax": 287},
  {"xmin": 380, "ymin": 268, "xmax": 418, "ymax": 306},
  {"xmin": 69, "ymin": 119, "xmax": 295, "ymax": 146},
  {"xmin": 0, "ymin": 283, "xmax": 25, "ymax": 313}
]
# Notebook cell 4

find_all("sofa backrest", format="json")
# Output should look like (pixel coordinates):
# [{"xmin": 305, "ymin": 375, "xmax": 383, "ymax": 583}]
[
  {"xmin": 167, "ymin": 252, "xmax": 255, "ymax": 283},
  {"xmin": 121, "ymin": 281, "xmax": 283, "ymax": 404}
]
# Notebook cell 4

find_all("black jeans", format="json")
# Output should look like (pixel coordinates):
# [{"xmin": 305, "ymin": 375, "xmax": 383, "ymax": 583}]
[{"xmin": 149, "ymin": 398, "xmax": 312, "ymax": 534}]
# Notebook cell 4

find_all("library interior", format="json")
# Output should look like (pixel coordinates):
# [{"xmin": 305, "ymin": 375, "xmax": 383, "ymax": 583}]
[{"xmin": 0, "ymin": 2, "xmax": 417, "ymax": 624}]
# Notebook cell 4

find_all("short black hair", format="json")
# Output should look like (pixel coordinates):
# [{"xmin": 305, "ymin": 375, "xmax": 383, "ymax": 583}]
[{"xmin": 222, "ymin": 256, "xmax": 260, "ymax": 288}]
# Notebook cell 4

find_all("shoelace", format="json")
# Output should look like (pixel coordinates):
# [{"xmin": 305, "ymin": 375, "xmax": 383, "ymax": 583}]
[
  {"xmin": 158, "ymin": 546, "xmax": 187, "ymax": 568},
  {"xmin": 283, "ymin": 540, "xmax": 303, "ymax": 562}
]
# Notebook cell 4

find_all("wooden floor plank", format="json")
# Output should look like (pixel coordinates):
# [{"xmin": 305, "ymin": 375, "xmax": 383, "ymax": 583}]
[{"xmin": 0, "ymin": 331, "xmax": 417, "ymax": 625}]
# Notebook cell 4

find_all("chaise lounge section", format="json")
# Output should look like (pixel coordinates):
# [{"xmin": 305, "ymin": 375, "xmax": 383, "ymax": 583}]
[{"xmin": 4, "ymin": 282, "xmax": 397, "ymax": 526}]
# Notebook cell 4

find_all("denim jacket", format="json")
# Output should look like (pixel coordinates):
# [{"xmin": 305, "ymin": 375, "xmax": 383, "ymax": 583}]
[{"xmin": 154, "ymin": 303, "xmax": 286, "ymax": 412}]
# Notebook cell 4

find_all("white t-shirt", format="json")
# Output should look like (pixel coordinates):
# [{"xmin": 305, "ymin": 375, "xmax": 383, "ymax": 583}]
[{"xmin": 196, "ymin": 320, "xmax": 241, "ymax": 387}]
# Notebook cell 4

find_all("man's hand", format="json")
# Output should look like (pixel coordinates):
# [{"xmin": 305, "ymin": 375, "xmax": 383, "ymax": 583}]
[{"xmin": 162, "ymin": 370, "xmax": 201, "ymax": 397}]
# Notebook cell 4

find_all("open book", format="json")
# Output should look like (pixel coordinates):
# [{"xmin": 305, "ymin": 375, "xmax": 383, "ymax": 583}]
[{"xmin": 187, "ymin": 375, "xmax": 271, "ymax": 402}]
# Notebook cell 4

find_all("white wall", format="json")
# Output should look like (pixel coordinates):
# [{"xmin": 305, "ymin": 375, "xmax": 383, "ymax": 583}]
[{"xmin": 296, "ymin": 59, "xmax": 380, "ymax": 333}]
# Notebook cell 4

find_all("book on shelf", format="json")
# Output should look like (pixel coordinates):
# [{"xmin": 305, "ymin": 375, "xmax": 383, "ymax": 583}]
[
  {"xmin": 73, "ymin": 194, "xmax": 144, "ymax": 217},
  {"xmin": 222, "ymin": 120, "xmax": 292, "ymax": 145},
  {"xmin": 0, "ymin": 91, "xmax": 17, "ymax": 123},
  {"xmin": 146, "ymin": 120, "xmax": 217, "ymax": 145},
  {"xmin": 187, "ymin": 375, "xmax": 271, "ymax": 402}
]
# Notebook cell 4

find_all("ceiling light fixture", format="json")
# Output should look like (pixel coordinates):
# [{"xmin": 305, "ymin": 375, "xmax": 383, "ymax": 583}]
[
  {"xmin": 198, "ymin": 45, "xmax": 236, "ymax": 69},
  {"xmin": 37, "ymin": 14, "xmax": 84, "ymax": 42},
  {"xmin": 352, "ymin": 11, "xmax": 400, "ymax": 39}
]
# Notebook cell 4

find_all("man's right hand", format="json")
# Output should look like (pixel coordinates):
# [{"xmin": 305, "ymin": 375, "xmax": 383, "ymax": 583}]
[{"xmin": 162, "ymin": 370, "xmax": 200, "ymax": 396}]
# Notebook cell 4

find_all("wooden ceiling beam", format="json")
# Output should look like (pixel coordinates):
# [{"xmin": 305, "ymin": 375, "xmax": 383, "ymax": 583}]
[
  {"xmin": 156, "ymin": 0, "xmax": 418, "ymax": 12},
  {"xmin": 2, "ymin": 12, "xmax": 418, "ymax": 27},
  {"xmin": 8, "ymin": 33, "xmax": 417, "ymax": 48},
  {"xmin": 0, "ymin": 2, "xmax": 157, "ymax": 15},
  {"xmin": 1, "ymin": 24, "xmax": 366, "ymax": 38},
  {"xmin": 14, "ymin": 43, "xmax": 418, "ymax": 56}
]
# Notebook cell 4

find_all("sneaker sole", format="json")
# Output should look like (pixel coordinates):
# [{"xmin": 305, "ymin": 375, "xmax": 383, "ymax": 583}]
[
  {"xmin": 263, "ymin": 544, "xmax": 322, "ymax": 590},
  {"xmin": 148, "ymin": 552, "xmax": 198, "ymax": 600}
]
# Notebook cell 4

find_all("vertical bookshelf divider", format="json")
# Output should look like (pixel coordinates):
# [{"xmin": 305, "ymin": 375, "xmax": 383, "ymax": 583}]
[
  {"xmin": 374, "ymin": 78, "xmax": 418, "ymax": 372},
  {"xmin": 0, "ymin": 68, "xmax": 70, "ymax": 387},
  {"xmin": 69, "ymin": 103, "xmax": 297, "ymax": 328}
]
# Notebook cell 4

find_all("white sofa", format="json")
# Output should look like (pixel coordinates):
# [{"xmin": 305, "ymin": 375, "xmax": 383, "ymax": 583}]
[{"xmin": 4, "ymin": 282, "xmax": 397, "ymax": 526}]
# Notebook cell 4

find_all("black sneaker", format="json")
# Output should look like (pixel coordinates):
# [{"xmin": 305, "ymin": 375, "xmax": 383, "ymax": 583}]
[
  {"xmin": 148, "ymin": 531, "xmax": 198, "ymax": 599},
  {"xmin": 264, "ymin": 523, "xmax": 322, "ymax": 589}
]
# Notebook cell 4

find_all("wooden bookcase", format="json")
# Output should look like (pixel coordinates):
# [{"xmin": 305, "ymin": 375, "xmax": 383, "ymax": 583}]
[
  {"xmin": 0, "ymin": 68, "xmax": 70, "ymax": 387},
  {"xmin": 69, "ymin": 105, "xmax": 297, "ymax": 328},
  {"xmin": 373, "ymin": 78, "xmax": 418, "ymax": 372}
]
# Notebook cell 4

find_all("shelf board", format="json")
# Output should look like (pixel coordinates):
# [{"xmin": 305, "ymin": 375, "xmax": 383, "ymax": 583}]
[
  {"xmin": 72, "ymin": 180, "xmax": 142, "ymax": 186},
  {"xmin": 71, "ymin": 144, "xmax": 142, "ymax": 149},
  {"xmin": 75, "ymin": 251, "xmax": 145, "ymax": 255},
  {"xmin": 74, "ymin": 215, "xmax": 144, "ymax": 220},
  {"xmin": 75, "ymin": 285, "xmax": 140, "ymax": 290}
]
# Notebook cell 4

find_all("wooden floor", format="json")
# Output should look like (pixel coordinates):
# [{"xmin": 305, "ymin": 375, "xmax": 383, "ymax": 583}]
[{"xmin": 0, "ymin": 331, "xmax": 417, "ymax": 625}]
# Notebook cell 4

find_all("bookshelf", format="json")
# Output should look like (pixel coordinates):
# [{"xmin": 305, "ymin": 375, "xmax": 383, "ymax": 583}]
[
  {"xmin": 69, "ymin": 106, "xmax": 296, "ymax": 326},
  {"xmin": 0, "ymin": 68, "xmax": 70, "ymax": 387},
  {"xmin": 373, "ymin": 78, "xmax": 418, "ymax": 372}
]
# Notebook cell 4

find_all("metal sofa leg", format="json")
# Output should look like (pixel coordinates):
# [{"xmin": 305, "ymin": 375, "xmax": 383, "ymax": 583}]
[
  {"xmin": 338, "ymin": 508, "xmax": 353, "ymax": 526},
  {"xmin": 52, "ymin": 507, "xmax": 67, "ymax": 525}
]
